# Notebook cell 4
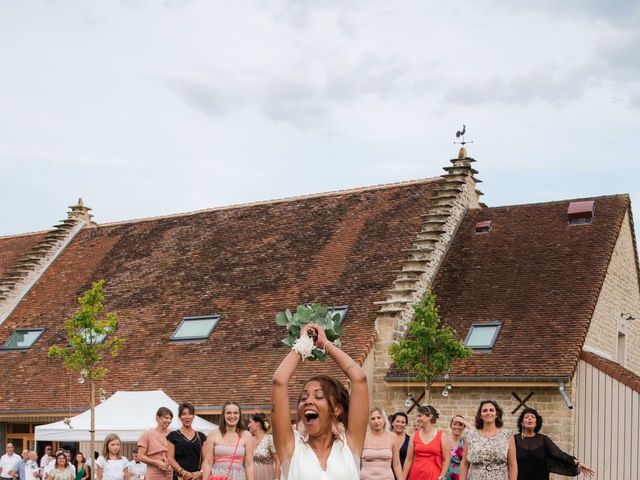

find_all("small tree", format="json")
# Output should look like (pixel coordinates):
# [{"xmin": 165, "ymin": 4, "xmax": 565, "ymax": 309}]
[
  {"xmin": 388, "ymin": 289, "xmax": 471, "ymax": 405},
  {"xmin": 49, "ymin": 280, "xmax": 124, "ymax": 478}
]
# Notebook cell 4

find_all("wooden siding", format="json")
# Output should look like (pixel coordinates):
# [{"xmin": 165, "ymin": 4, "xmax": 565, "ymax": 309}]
[{"xmin": 575, "ymin": 359, "xmax": 640, "ymax": 479}]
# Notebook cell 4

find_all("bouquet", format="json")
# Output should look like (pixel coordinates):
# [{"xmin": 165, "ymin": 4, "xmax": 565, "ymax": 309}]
[{"xmin": 275, "ymin": 303, "xmax": 345, "ymax": 361}]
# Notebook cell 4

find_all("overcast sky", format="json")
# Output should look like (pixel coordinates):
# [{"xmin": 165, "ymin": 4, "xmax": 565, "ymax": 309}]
[{"xmin": 2, "ymin": 0, "xmax": 639, "ymax": 237}]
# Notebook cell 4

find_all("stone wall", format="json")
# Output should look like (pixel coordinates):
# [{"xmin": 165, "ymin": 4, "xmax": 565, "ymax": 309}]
[
  {"xmin": 585, "ymin": 211, "xmax": 640, "ymax": 374},
  {"xmin": 372, "ymin": 157, "xmax": 481, "ymax": 408}
]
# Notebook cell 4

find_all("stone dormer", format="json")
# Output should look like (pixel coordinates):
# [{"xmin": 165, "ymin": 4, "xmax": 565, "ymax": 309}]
[
  {"xmin": 371, "ymin": 149, "xmax": 482, "ymax": 406},
  {"xmin": 0, "ymin": 199, "xmax": 92, "ymax": 324}
]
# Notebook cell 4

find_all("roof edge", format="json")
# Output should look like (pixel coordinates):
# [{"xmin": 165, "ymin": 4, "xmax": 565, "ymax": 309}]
[
  {"xmin": 96, "ymin": 176, "xmax": 442, "ymax": 229},
  {"xmin": 566, "ymin": 194, "xmax": 630, "ymax": 378},
  {"xmin": 581, "ymin": 351, "xmax": 640, "ymax": 393}
]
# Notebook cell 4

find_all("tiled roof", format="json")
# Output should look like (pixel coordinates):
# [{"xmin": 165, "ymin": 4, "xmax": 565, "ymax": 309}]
[
  {"xmin": 423, "ymin": 194, "xmax": 630, "ymax": 379},
  {"xmin": 0, "ymin": 178, "xmax": 441, "ymax": 412},
  {"xmin": 0, "ymin": 232, "xmax": 45, "ymax": 277},
  {"xmin": 581, "ymin": 351, "xmax": 640, "ymax": 393}
]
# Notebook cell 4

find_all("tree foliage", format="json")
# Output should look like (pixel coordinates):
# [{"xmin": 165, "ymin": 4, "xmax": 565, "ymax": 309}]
[
  {"xmin": 49, "ymin": 280, "xmax": 124, "ymax": 380},
  {"xmin": 388, "ymin": 289, "xmax": 471, "ymax": 390}
]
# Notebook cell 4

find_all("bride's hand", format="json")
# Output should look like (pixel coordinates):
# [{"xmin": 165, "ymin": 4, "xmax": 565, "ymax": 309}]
[{"xmin": 301, "ymin": 323, "xmax": 329, "ymax": 349}]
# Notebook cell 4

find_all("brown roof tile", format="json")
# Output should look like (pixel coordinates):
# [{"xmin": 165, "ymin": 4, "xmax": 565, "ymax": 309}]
[
  {"xmin": 387, "ymin": 194, "xmax": 630, "ymax": 381},
  {"xmin": 0, "ymin": 179, "xmax": 441, "ymax": 411},
  {"xmin": 0, "ymin": 232, "xmax": 45, "ymax": 276},
  {"xmin": 436, "ymin": 195, "xmax": 628, "ymax": 379}
]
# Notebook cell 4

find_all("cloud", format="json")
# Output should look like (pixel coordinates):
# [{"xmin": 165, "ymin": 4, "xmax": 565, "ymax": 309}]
[
  {"xmin": 165, "ymin": 54, "xmax": 429, "ymax": 129},
  {"xmin": 167, "ymin": 76, "xmax": 244, "ymax": 118}
]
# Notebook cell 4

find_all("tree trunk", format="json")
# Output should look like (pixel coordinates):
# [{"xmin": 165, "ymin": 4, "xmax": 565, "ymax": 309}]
[{"xmin": 90, "ymin": 380, "xmax": 96, "ymax": 479}]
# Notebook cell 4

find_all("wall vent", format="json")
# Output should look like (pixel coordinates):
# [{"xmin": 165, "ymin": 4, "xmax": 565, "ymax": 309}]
[
  {"xmin": 568, "ymin": 201, "xmax": 595, "ymax": 225},
  {"xmin": 475, "ymin": 220, "xmax": 492, "ymax": 234}
]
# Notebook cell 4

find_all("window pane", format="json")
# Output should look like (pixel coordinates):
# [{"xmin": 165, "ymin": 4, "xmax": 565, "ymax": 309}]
[
  {"xmin": 80, "ymin": 328, "xmax": 108, "ymax": 345},
  {"xmin": 3, "ymin": 330, "xmax": 43, "ymax": 349},
  {"xmin": 466, "ymin": 325, "xmax": 498, "ymax": 348},
  {"xmin": 172, "ymin": 317, "xmax": 219, "ymax": 340}
]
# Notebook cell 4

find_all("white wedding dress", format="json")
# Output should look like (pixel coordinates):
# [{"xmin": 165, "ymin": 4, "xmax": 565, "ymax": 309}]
[{"xmin": 282, "ymin": 432, "xmax": 360, "ymax": 480}]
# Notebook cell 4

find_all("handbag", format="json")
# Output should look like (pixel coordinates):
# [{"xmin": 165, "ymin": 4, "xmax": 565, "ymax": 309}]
[{"xmin": 207, "ymin": 435, "xmax": 241, "ymax": 480}]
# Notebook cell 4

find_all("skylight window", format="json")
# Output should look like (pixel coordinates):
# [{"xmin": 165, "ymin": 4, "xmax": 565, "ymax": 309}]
[
  {"xmin": 2, "ymin": 329, "xmax": 44, "ymax": 350},
  {"xmin": 80, "ymin": 327, "xmax": 110, "ymax": 345},
  {"xmin": 464, "ymin": 322, "xmax": 502, "ymax": 350},
  {"xmin": 330, "ymin": 306, "xmax": 348, "ymax": 321},
  {"xmin": 171, "ymin": 315, "xmax": 221, "ymax": 341}
]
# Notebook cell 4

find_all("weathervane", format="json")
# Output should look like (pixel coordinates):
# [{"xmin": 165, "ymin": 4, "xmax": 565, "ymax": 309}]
[{"xmin": 453, "ymin": 124, "xmax": 473, "ymax": 146}]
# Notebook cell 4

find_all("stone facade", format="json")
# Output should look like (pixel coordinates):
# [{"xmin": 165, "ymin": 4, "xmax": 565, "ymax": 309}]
[
  {"xmin": 372, "ymin": 154, "xmax": 481, "ymax": 409},
  {"xmin": 585, "ymin": 210, "xmax": 640, "ymax": 375}
]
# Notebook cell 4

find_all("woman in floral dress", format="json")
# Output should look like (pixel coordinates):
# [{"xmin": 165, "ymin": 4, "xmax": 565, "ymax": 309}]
[
  {"xmin": 446, "ymin": 415, "xmax": 472, "ymax": 480},
  {"xmin": 248, "ymin": 413, "xmax": 280, "ymax": 480},
  {"xmin": 459, "ymin": 400, "xmax": 517, "ymax": 480}
]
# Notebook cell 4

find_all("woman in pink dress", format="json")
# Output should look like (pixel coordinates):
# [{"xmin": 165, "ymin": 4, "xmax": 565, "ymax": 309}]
[
  {"xmin": 360, "ymin": 407, "xmax": 403, "ymax": 480},
  {"xmin": 138, "ymin": 407, "xmax": 174, "ymax": 480},
  {"xmin": 403, "ymin": 405, "xmax": 450, "ymax": 480},
  {"xmin": 201, "ymin": 401, "xmax": 254, "ymax": 480}
]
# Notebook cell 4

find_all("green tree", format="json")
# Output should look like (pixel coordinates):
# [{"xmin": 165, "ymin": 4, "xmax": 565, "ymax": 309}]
[
  {"xmin": 49, "ymin": 280, "xmax": 124, "ymax": 478},
  {"xmin": 388, "ymin": 289, "xmax": 471, "ymax": 404}
]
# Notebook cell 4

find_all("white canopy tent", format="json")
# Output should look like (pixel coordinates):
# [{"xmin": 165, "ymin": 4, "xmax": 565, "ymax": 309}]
[{"xmin": 35, "ymin": 390, "xmax": 217, "ymax": 442}]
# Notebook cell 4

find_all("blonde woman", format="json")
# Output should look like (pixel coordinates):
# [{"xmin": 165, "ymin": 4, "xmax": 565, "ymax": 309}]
[{"xmin": 360, "ymin": 407, "xmax": 403, "ymax": 480}]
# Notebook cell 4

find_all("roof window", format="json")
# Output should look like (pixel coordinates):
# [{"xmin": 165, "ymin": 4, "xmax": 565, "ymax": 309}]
[
  {"xmin": 475, "ymin": 221, "xmax": 492, "ymax": 234},
  {"xmin": 171, "ymin": 315, "xmax": 221, "ymax": 342},
  {"xmin": 330, "ymin": 305, "xmax": 349, "ymax": 321},
  {"xmin": 80, "ymin": 327, "xmax": 110, "ymax": 345},
  {"xmin": 464, "ymin": 322, "xmax": 502, "ymax": 350},
  {"xmin": 568, "ymin": 201, "xmax": 595, "ymax": 225},
  {"xmin": 2, "ymin": 328, "xmax": 44, "ymax": 350}
]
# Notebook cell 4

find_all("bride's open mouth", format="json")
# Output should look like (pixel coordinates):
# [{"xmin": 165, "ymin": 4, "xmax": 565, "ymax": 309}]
[{"xmin": 304, "ymin": 409, "xmax": 320, "ymax": 426}]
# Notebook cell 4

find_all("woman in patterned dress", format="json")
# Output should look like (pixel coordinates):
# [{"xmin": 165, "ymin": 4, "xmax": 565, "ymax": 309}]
[
  {"xmin": 248, "ymin": 413, "xmax": 280, "ymax": 480},
  {"xmin": 459, "ymin": 400, "xmax": 517, "ymax": 480},
  {"xmin": 445, "ymin": 415, "xmax": 472, "ymax": 480}
]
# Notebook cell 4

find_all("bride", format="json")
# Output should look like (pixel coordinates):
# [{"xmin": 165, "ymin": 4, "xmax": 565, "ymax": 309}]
[{"xmin": 271, "ymin": 323, "xmax": 369, "ymax": 480}]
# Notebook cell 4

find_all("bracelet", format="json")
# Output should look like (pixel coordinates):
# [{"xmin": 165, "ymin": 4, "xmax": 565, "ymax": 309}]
[{"xmin": 345, "ymin": 362, "xmax": 358, "ymax": 372}]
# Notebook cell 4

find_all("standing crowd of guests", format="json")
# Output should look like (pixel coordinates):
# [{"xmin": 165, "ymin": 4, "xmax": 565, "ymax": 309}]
[
  {"xmin": 352, "ymin": 400, "xmax": 596, "ymax": 480},
  {"xmin": 1, "ymin": 324, "xmax": 597, "ymax": 480}
]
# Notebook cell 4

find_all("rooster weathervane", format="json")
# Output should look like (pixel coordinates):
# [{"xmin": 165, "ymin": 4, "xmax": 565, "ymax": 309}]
[{"xmin": 453, "ymin": 125, "xmax": 473, "ymax": 146}]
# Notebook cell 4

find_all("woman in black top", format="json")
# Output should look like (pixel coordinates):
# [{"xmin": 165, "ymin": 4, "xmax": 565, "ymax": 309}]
[
  {"xmin": 515, "ymin": 407, "xmax": 594, "ymax": 480},
  {"xmin": 389, "ymin": 412, "xmax": 411, "ymax": 469},
  {"xmin": 167, "ymin": 402, "xmax": 207, "ymax": 480}
]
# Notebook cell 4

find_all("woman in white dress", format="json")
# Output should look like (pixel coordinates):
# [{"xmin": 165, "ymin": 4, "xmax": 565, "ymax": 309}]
[{"xmin": 271, "ymin": 323, "xmax": 369, "ymax": 480}]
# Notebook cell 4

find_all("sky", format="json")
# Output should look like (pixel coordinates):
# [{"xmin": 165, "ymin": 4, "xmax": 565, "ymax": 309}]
[{"xmin": 1, "ymin": 0, "xmax": 639, "ymax": 236}]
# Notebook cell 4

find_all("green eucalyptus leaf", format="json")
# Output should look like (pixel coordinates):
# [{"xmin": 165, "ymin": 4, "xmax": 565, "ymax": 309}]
[
  {"xmin": 275, "ymin": 312, "xmax": 289, "ymax": 326},
  {"xmin": 285, "ymin": 309, "xmax": 293, "ymax": 321},
  {"xmin": 313, "ymin": 349, "xmax": 327, "ymax": 361}
]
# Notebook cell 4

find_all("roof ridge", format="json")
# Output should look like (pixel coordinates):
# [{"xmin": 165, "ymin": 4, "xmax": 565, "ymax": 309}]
[
  {"xmin": 96, "ymin": 176, "xmax": 442, "ymax": 228},
  {"xmin": 485, "ymin": 193, "xmax": 629, "ymax": 211},
  {"xmin": 0, "ymin": 229, "xmax": 48, "ymax": 240}
]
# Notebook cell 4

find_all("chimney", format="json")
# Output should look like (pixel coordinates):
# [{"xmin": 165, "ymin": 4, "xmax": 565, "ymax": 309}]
[{"xmin": 68, "ymin": 197, "xmax": 94, "ymax": 224}]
